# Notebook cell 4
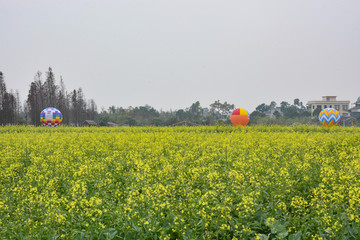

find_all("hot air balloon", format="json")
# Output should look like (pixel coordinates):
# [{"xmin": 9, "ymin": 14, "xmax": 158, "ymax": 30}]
[
  {"xmin": 319, "ymin": 108, "xmax": 340, "ymax": 127},
  {"xmin": 40, "ymin": 107, "xmax": 63, "ymax": 127},
  {"xmin": 230, "ymin": 108, "xmax": 250, "ymax": 127}
]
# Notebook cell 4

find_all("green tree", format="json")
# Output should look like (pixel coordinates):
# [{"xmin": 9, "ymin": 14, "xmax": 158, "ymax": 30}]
[
  {"xmin": 313, "ymin": 108, "xmax": 321, "ymax": 118},
  {"xmin": 220, "ymin": 101, "xmax": 234, "ymax": 116},
  {"xmin": 0, "ymin": 72, "xmax": 6, "ymax": 124},
  {"xmin": 270, "ymin": 101, "xmax": 277, "ymax": 109},
  {"xmin": 151, "ymin": 117, "xmax": 163, "ymax": 126},
  {"xmin": 98, "ymin": 112, "xmax": 110, "ymax": 126},
  {"xmin": 256, "ymin": 103, "xmax": 270, "ymax": 113},
  {"xmin": 176, "ymin": 109, "xmax": 188, "ymax": 120},
  {"xmin": 283, "ymin": 106, "xmax": 299, "ymax": 118},
  {"xmin": 273, "ymin": 110, "xmax": 281, "ymax": 119},
  {"xmin": 44, "ymin": 67, "xmax": 57, "ymax": 107},
  {"xmin": 210, "ymin": 100, "xmax": 222, "ymax": 115},
  {"xmin": 294, "ymin": 98, "xmax": 300, "ymax": 106},
  {"xmin": 26, "ymin": 72, "xmax": 45, "ymax": 126},
  {"xmin": 280, "ymin": 101, "xmax": 290, "ymax": 112},
  {"xmin": 249, "ymin": 111, "xmax": 266, "ymax": 124},
  {"xmin": 189, "ymin": 101, "xmax": 202, "ymax": 116},
  {"xmin": 210, "ymin": 100, "xmax": 234, "ymax": 120},
  {"xmin": 126, "ymin": 116, "xmax": 137, "ymax": 126}
]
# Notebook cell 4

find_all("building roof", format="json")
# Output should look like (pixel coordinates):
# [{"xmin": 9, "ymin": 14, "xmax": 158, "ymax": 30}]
[
  {"xmin": 107, "ymin": 122, "xmax": 118, "ymax": 127},
  {"xmin": 83, "ymin": 120, "xmax": 97, "ymax": 125}
]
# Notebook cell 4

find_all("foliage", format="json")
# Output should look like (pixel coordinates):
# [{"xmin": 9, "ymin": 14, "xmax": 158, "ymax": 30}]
[
  {"xmin": 26, "ymin": 68, "xmax": 98, "ymax": 126},
  {"xmin": 210, "ymin": 100, "xmax": 235, "ymax": 120},
  {"xmin": 100, "ymin": 100, "xmax": 237, "ymax": 126},
  {"xmin": 249, "ymin": 111, "xmax": 267, "ymax": 125},
  {"xmin": 1, "ymin": 68, "xmax": 358, "ymax": 127},
  {"xmin": 1, "ymin": 126, "xmax": 360, "ymax": 239},
  {"xmin": 0, "ymin": 72, "xmax": 20, "ymax": 125},
  {"xmin": 252, "ymin": 100, "xmax": 312, "ymax": 125}
]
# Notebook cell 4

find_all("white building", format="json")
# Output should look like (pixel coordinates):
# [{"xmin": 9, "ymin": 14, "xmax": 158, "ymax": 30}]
[{"xmin": 307, "ymin": 96, "xmax": 350, "ymax": 117}]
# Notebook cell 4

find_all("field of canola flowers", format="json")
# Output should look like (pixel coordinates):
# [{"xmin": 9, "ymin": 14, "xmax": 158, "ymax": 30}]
[{"xmin": 1, "ymin": 126, "xmax": 360, "ymax": 239}]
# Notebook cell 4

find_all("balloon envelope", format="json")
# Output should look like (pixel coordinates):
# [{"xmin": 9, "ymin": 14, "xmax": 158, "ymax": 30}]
[
  {"xmin": 40, "ymin": 107, "xmax": 63, "ymax": 127},
  {"xmin": 319, "ymin": 108, "xmax": 340, "ymax": 127},
  {"xmin": 230, "ymin": 108, "xmax": 250, "ymax": 127}
]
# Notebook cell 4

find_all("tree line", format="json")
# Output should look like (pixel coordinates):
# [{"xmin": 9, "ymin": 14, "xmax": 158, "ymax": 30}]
[
  {"xmin": 1, "ymin": 68, "xmax": 97, "ymax": 126},
  {"xmin": 0, "ymin": 72, "xmax": 20, "ymax": 125},
  {"xmin": 98, "ymin": 99, "xmax": 320, "ymax": 126},
  {"xmin": 98, "ymin": 100, "xmax": 236, "ymax": 126},
  {"xmin": 0, "ymin": 68, "xmax": 246, "ymax": 126},
  {"xmin": 2, "ymin": 68, "xmax": 357, "ymax": 126}
]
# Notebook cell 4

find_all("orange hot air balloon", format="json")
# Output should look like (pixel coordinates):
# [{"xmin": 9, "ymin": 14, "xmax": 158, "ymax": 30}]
[{"xmin": 230, "ymin": 108, "xmax": 250, "ymax": 127}]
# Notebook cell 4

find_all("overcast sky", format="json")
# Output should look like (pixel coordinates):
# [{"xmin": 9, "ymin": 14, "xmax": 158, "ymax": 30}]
[{"xmin": 1, "ymin": 0, "xmax": 359, "ymax": 112}]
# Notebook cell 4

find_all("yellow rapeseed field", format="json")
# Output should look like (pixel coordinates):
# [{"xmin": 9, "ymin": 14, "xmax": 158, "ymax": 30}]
[{"xmin": 1, "ymin": 125, "xmax": 360, "ymax": 239}]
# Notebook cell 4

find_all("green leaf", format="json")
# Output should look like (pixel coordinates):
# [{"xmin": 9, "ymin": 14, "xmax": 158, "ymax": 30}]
[
  {"xmin": 288, "ymin": 231, "xmax": 302, "ymax": 240},
  {"xmin": 256, "ymin": 234, "xmax": 269, "ymax": 240},
  {"xmin": 270, "ymin": 221, "xmax": 288, "ymax": 238},
  {"xmin": 278, "ymin": 231, "xmax": 288, "ymax": 238},
  {"xmin": 103, "ymin": 228, "xmax": 117, "ymax": 240}
]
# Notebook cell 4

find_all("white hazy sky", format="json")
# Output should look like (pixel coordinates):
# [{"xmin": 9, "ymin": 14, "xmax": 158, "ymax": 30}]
[{"xmin": 1, "ymin": 0, "xmax": 360, "ymax": 111}]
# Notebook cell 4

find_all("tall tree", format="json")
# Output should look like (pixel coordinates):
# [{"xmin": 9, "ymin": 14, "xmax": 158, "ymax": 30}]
[
  {"xmin": 189, "ymin": 101, "xmax": 202, "ymax": 116},
  {"xmin": 0, "ymin": 72, "xmax": 17, "ymax": 125},
  {"xmin": 256, "ymin": 103, "xmax": 270, "ymax": 113},
  {"xmin": 220, "ymin": 101, "xmax": 234, "ymax": 116},
  {"xmin": 44, "ymin": 67, "xmax": 57, "ymax": 107},
  {"xmin": 5, "ymin": 90, "xmax": 17, "ymax": 124},
  {"xmin": 270, "ymin": 101, "xmax": 277, "ymax": 109},
  {"xmin": 293, "ymin": 98, "xmax": 300, "ymax": 107},
  {"xmin": 210, "ymin": 100, "xmax": 222, "ymax": 116},
  {"xmin": 88, "ymin": 99, "xmax": 97, "ymax": 121},
  {"xmin": 175, "ymin": 109, "xmax": 188, "ymax": 120},
  {"xmin": 71, "ymin": 89, "xmax": 78, "ymax": 125},
  {"xmin": 0, "ymin": 72, "xmax": 6, "ymax": 124},
  {"xmin": 210, "ymin": 100, "xmax": 234, "ymax": 120},
  {"xmin": 56, "ymin": 76, "xmax": 69, "ymax": 124},
  {"xmin": 280, "ymin": 101, "xmax": 290, "ymax": 112},
  {"xmin": 15, "ymin": 90, "xmax": 21, "ymax": 116},
  {"xmin": 77, "ymin": 88, "xmax": 86, "ymax": 124},
  {"xmin": 23, "ymin": 69, "xmax": 98, "ymax": 126},
  {"xmin": 26, "ymin": 71, "xmax": 44, "ymax": 125}
]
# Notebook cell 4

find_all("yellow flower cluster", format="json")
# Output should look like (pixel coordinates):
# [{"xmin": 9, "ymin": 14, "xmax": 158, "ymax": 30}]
[{"xmin": 0, "ymin": 125, "xmax": 360, "ymax": 239}]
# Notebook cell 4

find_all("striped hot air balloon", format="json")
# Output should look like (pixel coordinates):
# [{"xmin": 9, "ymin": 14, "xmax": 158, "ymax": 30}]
[
  {"xmin": 319, "ymin": 108, "xmax": 340, "ymax": 127},
  {"xmin": 230, "ymin": 108, "xmax": 250, "ymax": 127},
  {"xmin": 40, "ymin": 107, "xmax": 63, "ymax": 127}
]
